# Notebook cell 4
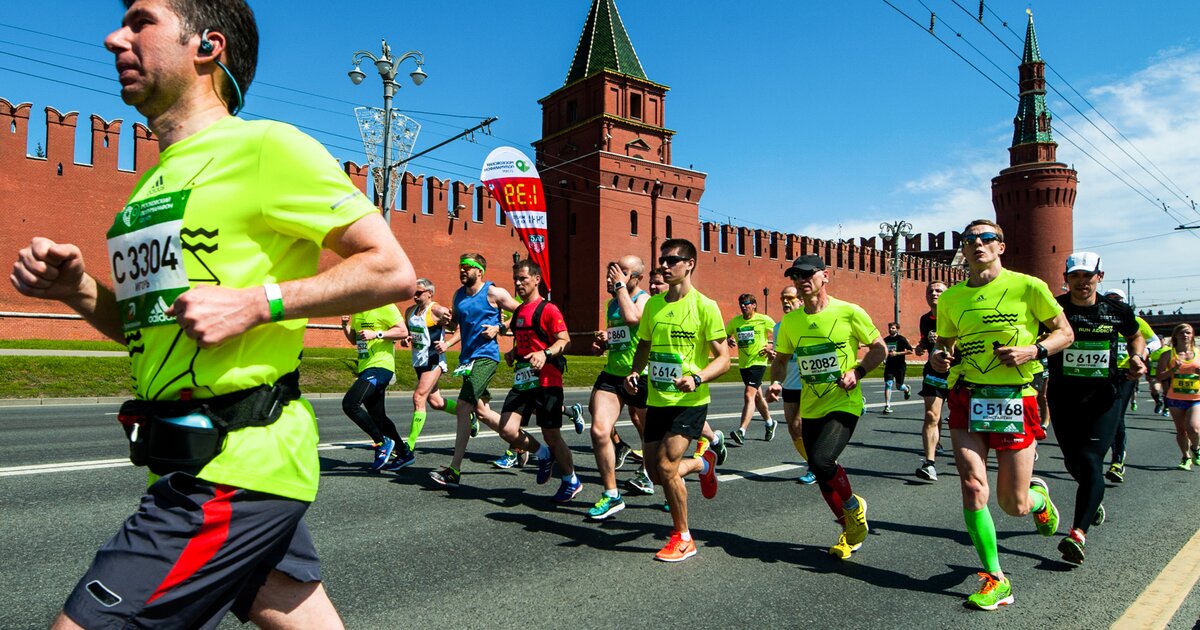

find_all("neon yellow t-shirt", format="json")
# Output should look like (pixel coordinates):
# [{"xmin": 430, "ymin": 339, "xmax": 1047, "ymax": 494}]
[
  {"xmin": 352, "ymin": 305, "xmax": 402, "ymax": 372},
  {"xmin": 108, "ymin": 117, "xmax": 376, "ymax": 502},
  {"xmin": 637, "ymin": 288, "xmax": 726, "ymax": 407},
  {"xmin": 726, "ymin": 313, "xmax": 776, "ymax": 368},
  {"xmin": 1116, "ymin": 317, "xmax": 1155, "ymax": 369},
  {"xmin": 936, "ymin": 269, "xmax": 1062, "ymax": 393},
  {"xmin": 774, "ymin": 297, "xmax": 880, "ymax": 418}
]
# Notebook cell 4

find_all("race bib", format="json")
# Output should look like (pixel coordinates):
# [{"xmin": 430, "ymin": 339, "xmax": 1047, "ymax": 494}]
[
  {"xmin": 923, "ymin": 372, "xmax": 948, "ymax": 389},
  {"xmin": 410, "ymin": 322, "xmax": 427, "ymax": 350},
  {"xmin": 886, "ymin": 341, "xmax": 898, "ymax": 353},
  {"xmin": 735, "ymin": 326, "xmax": 756, "ymax": 348},
  {"xmin": 607, "ymin": 325, "xmax": 632, "ymax": 351},
  {"xmin": 513, "ymin": 361, "xmax": 537, "ymax": 391},
  {"xmin": 649, "ymin": 351, "xmax": 684, "ymax": 392},
  {"xmin": 356, "ymin": 340, "xmax": 369, "ymax": 359},
  {"xmin": 796, "ymin": 342, "xmax": 841, "ymax": 385},
  {"xmin": 1062, "ymin": 340, "xmax": 1111, "ymax": 378},
  {"xmin": 1172, "ymin": 373, "xmax": 1199, "ymax": 395},
  {"xmin": 969, "ymin": 386, "xmax": 1025, "ymax": 433},
  {"xmin": 1116, "ymin": 342, "xmax": 1130, "ymax": 362},
  {"xmin": 107, "ymin": 191, "xmax": 190, "ymax": 332}
]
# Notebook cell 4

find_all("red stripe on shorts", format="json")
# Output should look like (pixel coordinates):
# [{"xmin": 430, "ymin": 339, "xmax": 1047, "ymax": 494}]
[{"xmin": 147, "ymin": 484, "xmax": 238, "ymax": 604}]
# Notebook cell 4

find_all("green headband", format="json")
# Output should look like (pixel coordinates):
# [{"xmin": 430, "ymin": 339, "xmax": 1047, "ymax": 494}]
[{"xmin": 460, "ymin": 258, "xmax": 486, "ymax": 271}]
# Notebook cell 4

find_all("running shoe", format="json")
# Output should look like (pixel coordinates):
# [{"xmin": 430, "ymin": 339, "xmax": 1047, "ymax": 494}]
[
  {"xmin": 536, "ymin": 450, "xmax": 556, "ymax": 484},
  {"xmin": 587, "ymin": 494, "xmax": 625, "ymax": 520},
  {"xmin": 370, "ymin": 437, "xmax": 395, "ymax": 471},
  {"xmin": 661, "ymin": 501, "xmax": 670, "ymax": 512},
  {"xmin": 966, "ymin": 573, "xmax": 1013, "ymax": 611},
  {"xmin": 1130, "ymin": 400, "xmax": 1138, "ymax": 412},
  {"xmin": 730, "ymin": 428, "xmax": 745, "ymax": 445},
  {"xmin": 699, "ymin": 450, "xmax": 718, "ymax": 499},
  {"xmin": 828, "ymin": 532, "xmax": 862, "ymax": 560},
  {"xmin": 1192, "ymin": 448, "xmax": 1200, "ymax": 466},
  {"xmin": 881, "ymin": 406, "xmax": 893, "ymax": 415},
  {"xmin": 469, "ymin": 413, "xmax": 479, "ymax": 438},
  {"xmin": 842, "ymin": 495, "xmax": 869, "ymax": 545},
  {"xmin": 493, "ymin": 450, "xmax": 518, "ymax": 469},
  {"xmin": 382, "ymin": 450, "xmax": 416, "ymax": 471},
  {"xmin": 797, "ymin": 469, "xmax": 817, "ymax": 485},
  {"xmin": 1161, "ymin": 408, "xmax": 1170, "ymax": 417},
  {"xmin": 569, "ymin": 403, "xmax": 585, "ymax": 434},
  {"xmin": 614, "ymin": 442, "xmax": 633, "ymax": 470},
  {"xmin": 1153, "ymin": 401, "xmax": 1163, "ymax": 415},
  {"xmin": 625, "ymin": 469, "xmax": 655, "ymax": 495},
  {"xmin": 1058, "ymin": 529, "xmax": 1086, "ymax": 565},
  {"xmin": 517, "ymin": 450, "xmax": 530, "ymax": 468},
  {"xmin": 551, "ymin": 478, "xmax": 584, "ymax": 503},
  {"xmin": 1029, "ymin": 478, "xmax": 1059, "ymax": 536},
  {"xmin": 916, "ymin": 460, "xmax": 938, "ymax": 481},
  {"xmin": 764, "ymin": 419, "xmax": 777, "ymax": 442},
  {"xmin": 1093, "ymin": 503, "xmax": 1106, "ymax": 527},
  {"xmin": 429, "ymin": 466, "xmax": 460, "ymax": 488},
  {"xmin": 654, "ymin": 532, "xmax": 697, "ymax": 562},
  {"xmin": 1105, "ymin": 461, "xmax": 1125, "ymax": 483},
  {"xmin": 692, "ymin": 436, "xmax": 710, "ymax": 459},
  {"xmin": 712, "ymin": 430, "xmax": 729, "ymax": 466},
  {"xmin": 903, "ymin": 384, "xmax": 912, "ymax": 400},
  {"xmin": 1179, "ymin": 457, "xmax": 1194, "ymax": 471}
]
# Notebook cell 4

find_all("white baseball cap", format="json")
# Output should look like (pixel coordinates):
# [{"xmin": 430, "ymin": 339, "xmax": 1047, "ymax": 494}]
[
  {"xmin": 1104, "ymin": 288, "xmax": 1127, "ymax": 301},
  {"xmin": 1065, "ymin": 252, "xmax": 1103, "ymax": 274}
]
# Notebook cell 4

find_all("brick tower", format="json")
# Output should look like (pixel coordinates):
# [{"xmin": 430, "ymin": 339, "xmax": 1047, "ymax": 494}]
[
  {"xmin": 991, "ymin": 11, "xmax": 1077, "ymax": 287},
  {"xmin": 534, "ymin": 0, "xmax": 707, "ymax": 336}
]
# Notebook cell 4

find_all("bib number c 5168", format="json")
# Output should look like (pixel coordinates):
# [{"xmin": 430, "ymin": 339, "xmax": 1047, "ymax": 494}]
[{"xmin": 969, "ymin": 386, "xmax": 1025, "ymax": 433}]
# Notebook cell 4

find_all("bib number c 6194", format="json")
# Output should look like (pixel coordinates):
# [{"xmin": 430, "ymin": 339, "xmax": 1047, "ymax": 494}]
[
  {"xmin": 969, "ymin": 386, "xmax": 1025, "ymax": 433},
  {"xmin": 1062, "ymin": 340, "xmax": 1111, "ymax": 378},
  {"xmin": 796, "ymin": 342, "xmax": 841, "ymax": 385},
  {"xmin": 649, "ymin": 352, "xmax": 684, "ymax": 392},
  {"xmin": 106, "ymin": 191, "xmax": 190, "ymax": 332}
]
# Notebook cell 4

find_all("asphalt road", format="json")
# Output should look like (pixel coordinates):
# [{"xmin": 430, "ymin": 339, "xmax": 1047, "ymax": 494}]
[{"xmin": 2, "ymin": 382, "xmax": 1198, "ymax": 629}]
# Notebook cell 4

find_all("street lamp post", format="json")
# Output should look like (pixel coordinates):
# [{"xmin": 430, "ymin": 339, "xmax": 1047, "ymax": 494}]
[
  {"xmin": 348, "ymin": 39, "xmax": 426, "ymax": 224},
  {"xmin": 879, "ymin": 220, "xmax": 914, "ymax": 325}
]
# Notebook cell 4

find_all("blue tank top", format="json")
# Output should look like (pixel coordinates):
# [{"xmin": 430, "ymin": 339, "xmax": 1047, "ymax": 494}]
[{"xmin": 453, "ymin": 281, "xmax": 501, "ymax": 362}]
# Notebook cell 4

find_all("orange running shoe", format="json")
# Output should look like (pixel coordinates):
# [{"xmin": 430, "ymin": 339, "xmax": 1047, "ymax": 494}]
[
  {"xmin": 654, "ymin": 532, "xmax": 698, "ymax": 562},
  {"xmin": 699, "ymin": 450, "xmax": 718, "ymax": 499}
]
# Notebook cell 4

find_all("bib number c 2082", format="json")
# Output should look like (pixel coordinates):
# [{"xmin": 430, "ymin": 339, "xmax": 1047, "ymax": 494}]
[
  {"xmin": 968, "ymin": 386, "xmax": 1025, "ymax": 433},
  {"xmin": 796, "ymin": 342, "xmax": 841, "ymax": 385},
  {"xmin": 106, "ymin": 191, "xmax": 191, "ymax": 332}
]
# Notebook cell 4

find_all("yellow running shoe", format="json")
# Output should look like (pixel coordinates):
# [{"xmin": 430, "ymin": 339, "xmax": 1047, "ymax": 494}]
[
  {"xmin": 828, "ymin": 532, "xmax": 862, "ymax": 560},
  {"xmin": 842, "ymin": 495, "xmax": 869, "ymax": 545},
  {"xmin": 692, "ymin": 436, "xmax": 710, "ymax": 459}
]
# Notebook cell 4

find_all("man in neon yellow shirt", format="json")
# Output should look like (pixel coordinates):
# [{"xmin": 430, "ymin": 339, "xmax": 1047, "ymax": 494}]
[
  {"xmin": 625, "ymin": 239, "xmax": 729, "ymax": 562},
  {"xmin": 931, "ymin": 219, "xmax": 1073, "ymax": 611},
  {"xmin": 767, "ymin": 255, "xmax": 886, "ymax": 560},
  {"xmin": 341, "ymin": 304, "xmax": 414, "ymax": 471},
  {"xmin": 11, "ymin": 1, "xmax": 415, "ymax": 627},
  {"xmin": 726, "ymin": 295, "xmax": 777, "ymax": 443}
]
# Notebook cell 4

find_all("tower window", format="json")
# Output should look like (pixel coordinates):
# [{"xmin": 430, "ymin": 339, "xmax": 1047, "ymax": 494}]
[
  {"xmin": 665, "ymin": 215, "xmax": 673, "ymax": 238},
  {"xmin": 630, "ymin": 93, "xmax": 642, "ymax": 120},
  {"xmin": 567, "ymin": 100, "xmax": 578, "ymax": 124},
  {"xmin": 630, "ymin": 210, "xmax": 638, "ymax": 235}
]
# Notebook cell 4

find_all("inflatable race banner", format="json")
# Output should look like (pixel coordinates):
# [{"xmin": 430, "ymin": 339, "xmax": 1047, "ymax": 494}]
[{"xmin": 480, "ymin": 147, "xmax": 551, "ymax": 291}]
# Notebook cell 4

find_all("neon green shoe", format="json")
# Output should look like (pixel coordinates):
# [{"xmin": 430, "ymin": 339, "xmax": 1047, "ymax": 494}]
[
  {"xmin": 828, "ymin": 532, "xmax": 861, "ymax": 560},
  {"xmin": 1178, "ymin": 457, "xmax": 1193, "ymax": 471},
  {"xmin": 1029, "ymin": 478, "xmax": 1058, "ymax": 537},
  {"xmin": 842, "ymin": 495, "xmax": 869, "ymax": 545},
  {"xmin": 966, "ymin": 572, "xmax": 1013, "ymax": 611}
]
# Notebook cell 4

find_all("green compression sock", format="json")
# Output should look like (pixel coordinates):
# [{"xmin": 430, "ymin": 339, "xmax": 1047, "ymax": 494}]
[
  {"xmin": 963, "ymin": 507, "xmax": 1001, "ymax": 574},
  {"xmin": 443, "ymin": 398, "xmax": 458, "ymax": 415},
  {"xmin": 1028, "ymin": 487, "xmax": 1047, "ymax": 513},
  {"xmin": 407, "ymin": 411, "xmax": 427, "ymax": 450}
]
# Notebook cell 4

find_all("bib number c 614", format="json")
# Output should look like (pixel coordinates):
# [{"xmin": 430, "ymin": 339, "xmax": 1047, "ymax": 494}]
[{"xmin": 649, "ymin": 351, "xmax": 684, "ymax": 392}]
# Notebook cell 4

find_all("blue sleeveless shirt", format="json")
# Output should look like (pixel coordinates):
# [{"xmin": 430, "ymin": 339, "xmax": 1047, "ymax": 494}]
[{"xmin": 453, "ymin": 281, "xmax": 501, "ymax": 362}]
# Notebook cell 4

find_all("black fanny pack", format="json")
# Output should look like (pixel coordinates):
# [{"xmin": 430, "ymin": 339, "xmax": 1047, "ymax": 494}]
[{"xmin": 118, "ymin": 371, "xmax": 302, "ymax": 476}]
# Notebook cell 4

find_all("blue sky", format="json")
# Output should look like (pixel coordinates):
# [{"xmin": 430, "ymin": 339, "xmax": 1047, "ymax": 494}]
[{"xmin": 2, "ymin": 1, "xmax": 1199, "ymax": 311}]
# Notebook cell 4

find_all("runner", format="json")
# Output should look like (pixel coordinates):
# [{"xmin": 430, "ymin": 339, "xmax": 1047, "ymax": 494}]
[
  {"xmin": 340, "ymin": 305, "xmax": 415, "ymax": 471},
  {"xmin": 399, "ymin": 278, "xmax": 458, "ymax": 453},
  {"xmin": 726, "ymin": 295, "xmax": 777, "ymax": 443},
  {"xmin": 587, "ymin": 256, "xmax": 652, "ymax": 519},
  {"xmin": 913, "ymin": 280, "xmax": 950, "ymax": 481},
  {"xmin": 625, "ymin": 238, "xmax": 729, "ymax": 561},
  {"xmin": 1157, "ymin": 323, "xmax": 1200, "ymax": 470},
  {"xmin": 1046, "ymin": 252, "xmax": 1145, "ymax": 565},
  {"xmin": 767, "ymin": 254, "xmax": 886, "ymax": 559},
  {"xmin": 1148, "ymin": 340, "xmax": 1171, "ymax": 416},
  {"xmin": 1100, "ymin": 288, "xmax": 1160, "ymax": 482},
  {"xmin": 881, "ymin": 322, "xmax": 914, "ymax": 414},
  {"xmin": 429, "ymin": 253, "xmax": 520, "ymax": 488},
  {"xmin": 771, "ymin": 285, "xmax": 817, "ymax": 484},
  {"xmin": 10, "ymin": 2, "xmax": 416, "ymax": 625},
  {"xmin": 931, "ymin": 219, "xmax": 1073, "ymax": 610}
]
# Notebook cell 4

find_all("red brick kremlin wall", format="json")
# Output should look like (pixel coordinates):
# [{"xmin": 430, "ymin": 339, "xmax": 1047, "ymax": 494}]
[{"xmin": 0, "ymin": 97, "xmax": 962, "ymax": 349}]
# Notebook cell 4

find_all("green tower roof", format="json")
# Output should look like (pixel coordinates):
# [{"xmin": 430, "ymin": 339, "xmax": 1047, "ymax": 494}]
[
  {"xmin": 564, "ymin": 0, "xmax": 647, "ymax": 85},
  {"xmin": 1022, "ymin": 10, "xmax": 1042, "ymax": 64}
]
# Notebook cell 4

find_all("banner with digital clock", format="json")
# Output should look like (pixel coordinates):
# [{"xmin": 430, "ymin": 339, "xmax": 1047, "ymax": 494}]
[{"xmin": 481, "ymin": 146, "xmax": 551, "ymax": 291}]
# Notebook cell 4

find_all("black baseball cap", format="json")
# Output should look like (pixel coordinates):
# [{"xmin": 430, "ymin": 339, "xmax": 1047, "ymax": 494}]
[{"xmin": 785, "ymin": 255, "xmax": 826, "ymax": 278}]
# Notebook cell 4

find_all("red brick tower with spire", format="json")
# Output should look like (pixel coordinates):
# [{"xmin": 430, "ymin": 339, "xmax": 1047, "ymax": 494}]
[
  {"xmin": 991, "ymin": 10, "xmax": 1077, "ymax": 287},
  {"xmin": 534, "ymin": 0, "xmax": 707, "ymax": 335}
]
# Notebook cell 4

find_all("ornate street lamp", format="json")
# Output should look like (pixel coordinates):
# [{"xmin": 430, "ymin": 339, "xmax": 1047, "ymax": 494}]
[{"xmin": 879, "ymin": 220, "xmax": 914, "ymax": 324}]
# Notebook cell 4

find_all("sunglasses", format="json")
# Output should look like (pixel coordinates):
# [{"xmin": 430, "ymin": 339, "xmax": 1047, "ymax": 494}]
[
  {"xmin": 787, "ymin": 269, "xmax": 819, "ymax": 279},
  {"xmin": 658, "ymin": 255, "xmax": 692, "ymax": 266},
  {"xmin": 739, "ymin": 302, "xmax": 754, "ymax": 307},
  {"xmin": 963, "ymin": 232, "xmax": 1002, "ymax": 245}
]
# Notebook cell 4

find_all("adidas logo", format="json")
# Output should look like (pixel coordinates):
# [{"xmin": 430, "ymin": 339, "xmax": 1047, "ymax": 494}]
[
  {"xmin": 975, "ymin": 295, "xmax": 986, "ymax": 302},
  {"xmin": 808, "ymin": 323, "xmax": 818, "ymax": 329},
  {"xmin": 147, "ymin": 175, "xmax": 165, "ymax": 195},
  {"xmin": 1003, "ymin": 423, "xmax": 1018, "ymax": 432},
  {"xmin": 147, "ymin": 296, "xmax": 175, "ymax": 324}
]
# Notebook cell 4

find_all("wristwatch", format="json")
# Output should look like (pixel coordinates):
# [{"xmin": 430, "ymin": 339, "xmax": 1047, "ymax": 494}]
[
  {"xmin": 613, "ymin": 281, "xmax": 626, "ymax": 293},
  {"xmin": 1035, "ymin": 343, "xmax": 1048, "ymax": 360},
  {"xmin": 376, "ymin": 331, "xmax": 385, "ymax": 339},
  {"xmin": 544, "ymin": 348, "xmax": 553, "ymax": 358},
  {"xmin": 853, "ymin": 366, "xmax": 867, "ymax": 379},
  {"xmin": 692, "ymin": 374, "xmax": 702, "ymax": 387}
]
